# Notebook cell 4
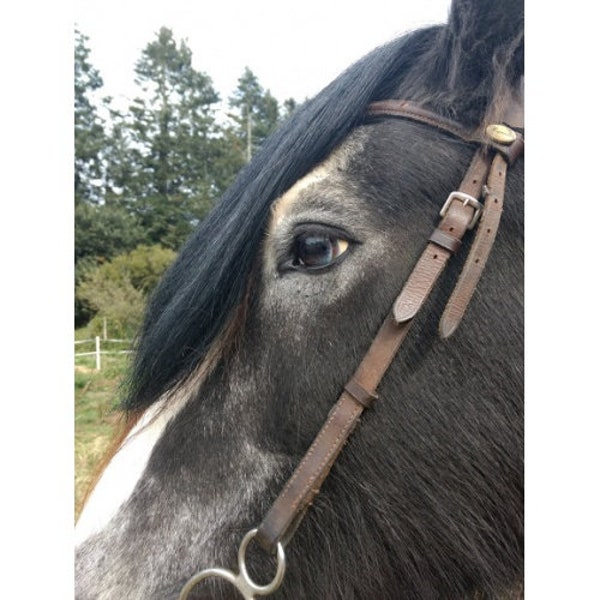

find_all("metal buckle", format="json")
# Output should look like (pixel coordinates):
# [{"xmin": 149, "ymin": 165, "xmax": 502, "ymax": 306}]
[{"xmin": 439, "ymin": 191, "xmax": 483, "ymax": 230}]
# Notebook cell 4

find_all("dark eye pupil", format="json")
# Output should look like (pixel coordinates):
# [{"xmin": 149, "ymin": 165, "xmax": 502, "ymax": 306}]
[{"xmin": 294, "ymin": 234, "xmax": 334, "ymax": 268}]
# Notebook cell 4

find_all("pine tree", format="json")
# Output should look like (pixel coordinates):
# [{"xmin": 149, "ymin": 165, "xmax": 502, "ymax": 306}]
[
  {"xmin": 73, "ymin": 26, "xmax": 300, "ymax": 327},
  {"xmin": 228, "ymin": 67, "xmax": 281, "ymax": 161},
  {"xmin": 74, "ymin": 28, "xmax": 106, "ymax": 205},
  {"xmin": 124, "ymin": 27, "xmax": 221, "ymax": 249},
  {"xmin": 282, "ymin": 97, "xmax": 298, "ymax": 122},
  {"xmin": 75, "ymin": 28, "xmax": 147, "ymax": 325}
]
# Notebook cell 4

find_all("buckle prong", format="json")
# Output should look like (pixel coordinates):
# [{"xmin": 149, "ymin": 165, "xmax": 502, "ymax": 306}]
[{"xmin": 439, "ymin": 191, "xmax": 483, "ymax": 230}]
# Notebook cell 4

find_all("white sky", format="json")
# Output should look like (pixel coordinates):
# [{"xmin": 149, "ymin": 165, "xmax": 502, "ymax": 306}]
[{"xmin": 75, "ymin": 0, "xmax": 452, "ymax": 111}]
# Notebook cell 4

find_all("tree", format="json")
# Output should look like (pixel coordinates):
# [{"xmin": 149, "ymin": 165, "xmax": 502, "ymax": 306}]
[
  {"xmin": 124, "ymin": 27, "xmax": 222, "ymax": 249},
  {"xmin": 74, "ymin": 28, "xmax": 106, "ymax": 206},
  {"xmin": 228, "ymin": 67, "xmax": 281, "ymax": 161},
  {"xmin": 73, "ymin": 26, "xmax": 300, "ymax": 327},
  {"xmin": 74, "ymin": 202, "xmax": 144, "ymax": 263},
  {"xmin": 74, "ymin": 202, "xmax": 146, "ymax": 327},
  {"xmin": 282, "ymin": 97, "xmax": 298, "ymax": 122}
]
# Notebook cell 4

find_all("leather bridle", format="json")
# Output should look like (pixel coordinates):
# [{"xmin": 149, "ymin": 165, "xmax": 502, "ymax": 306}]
[{"xmin": 179, "ymin": 97, "xmax": 524, "ymax": 600}]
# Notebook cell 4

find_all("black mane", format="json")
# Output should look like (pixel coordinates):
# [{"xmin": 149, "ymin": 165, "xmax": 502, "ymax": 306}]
[{"xmin": 124, "ymin": 0, "xmax": 523, "ymax": 411}]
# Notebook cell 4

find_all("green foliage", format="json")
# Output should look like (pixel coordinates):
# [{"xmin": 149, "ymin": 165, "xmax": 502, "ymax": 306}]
[
  {"xmin": 123, "ymin": 27, "xmax": 222, "ymax": 248},
  {"xmin": 75, "ymin": 28, "xmax": 107, "ymax": 205},
  {"xmin": 74, "ymin": 202, "xmax": 144, "ymax": 262},
  {"xmin": 74, "ymin": 26, "xmax": 299, "ymax": 327},
  {"xmin": 78, "ymin": 272, "xmax": 145, "ymax": 338},
  {"xmin": 229, "ymin": 67, "xmax": 282, "ymax": 161},
  {"xmin": 74, "ymin": 202, "xmax": 145, "ymax": 326},
  {"xmin": 202, "ymin": 127, "xmax": 247, "ymax": 195},
  {"xmin": 77, "ymin": 245, "xmax": 176, "ymax": 337},
  {"xmin": 282, "ymin": 97, "xmax": 299, "ymax": 121},
  {"xmin": 106, "ymin": 244, "xmax": 177, "ymax": 292},
  {"xmin": 75, "ymin": 255, "xmax": 99, "ymax": 327}
]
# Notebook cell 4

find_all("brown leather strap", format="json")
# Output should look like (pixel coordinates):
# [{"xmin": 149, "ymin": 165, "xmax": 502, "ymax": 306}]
[
  {"xmin": 367, "ymin": 99, "xmax": 524, "ymax": 337},
  {"xmin": 256, "ymin": 316, "xmax": 413, "ymax": 552},
  {"xmin": 438, "ymin": 126, "xmax": 524, "ymax": 337},
  {"xmin": 439, "ymin": 153, "xmax": 509, "ymax": 338},
  {"xmin": 254, "ymin": 98, "xmax": 524, "ymax": 555},
  {"xmin": 367, "ymin": 99, "xmax": 524, "ymax": 161},
  {"xmin": 344, "ymin": 378, "xmax": 378, "ymax": 409},
  {"xmin": 368, "ymin": 100, "xmax": 479, "ymax": 143},
  {"xmin": 256, "ymin": 143, "xmax": 494, "ymax": 554},
  {"xmin": 393, "ymin": 150, "xmax": 490, "ymax": 323}
]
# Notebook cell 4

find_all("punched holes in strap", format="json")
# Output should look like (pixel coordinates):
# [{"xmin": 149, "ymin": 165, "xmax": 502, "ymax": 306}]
[{"xmin": 344, "ymin": 378, "xmax": 378, "ymax": 409}]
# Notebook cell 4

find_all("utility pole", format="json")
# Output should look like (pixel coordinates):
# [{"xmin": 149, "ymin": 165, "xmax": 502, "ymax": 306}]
[{"xmin": 246, "ymin": 102, "xmax": 252, "ymax": 162}]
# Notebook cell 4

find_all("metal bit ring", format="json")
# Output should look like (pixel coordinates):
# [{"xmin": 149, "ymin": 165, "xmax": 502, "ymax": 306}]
[{"xmin": 179, "ymin": 528, "xmax": 286, "ymax": 600}]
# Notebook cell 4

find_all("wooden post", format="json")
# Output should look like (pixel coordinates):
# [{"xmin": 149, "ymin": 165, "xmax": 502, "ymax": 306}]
[
  {"xmin": 103, "ymin": 317, "xmax": 107, "ymax": 341},
  {"xmin": 95, "ymin": 336, "xmax": 101, "ymax": 371}
]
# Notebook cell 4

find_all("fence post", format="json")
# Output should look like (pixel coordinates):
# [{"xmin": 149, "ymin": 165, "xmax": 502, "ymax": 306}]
[
  {"xmin": 95, "ymin": 336, "xmax": 101, "ymax": 371},
  {"xmin": 103, "ymin": 317, "xmax": 107, "ymax": 341}
]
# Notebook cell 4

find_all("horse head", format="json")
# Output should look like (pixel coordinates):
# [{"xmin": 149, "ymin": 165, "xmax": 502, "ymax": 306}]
[{"xmin": 76, "ymin": 1, "xmax": 524, "ymax": 597}]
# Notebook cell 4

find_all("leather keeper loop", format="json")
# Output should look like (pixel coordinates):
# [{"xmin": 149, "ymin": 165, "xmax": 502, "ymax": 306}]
[
  {"xmin": 489, "ymin": 135, "xmax": 524, "ymax": 165},
  {"xmin": 429, "ymin": 228, "xmax": 462, "ymax": 254},
  {"xmin": 344, "ymin": 378, "xmax": 378, "ymax": 409}
]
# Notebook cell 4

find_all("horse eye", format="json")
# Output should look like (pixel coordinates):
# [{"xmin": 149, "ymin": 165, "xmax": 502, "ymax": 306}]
[{"xmin": 292, "ymin": 232, "xmax": 350, "ymax": 270}]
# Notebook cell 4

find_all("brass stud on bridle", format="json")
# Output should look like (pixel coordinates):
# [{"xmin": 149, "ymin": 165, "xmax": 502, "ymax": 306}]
[{"xmin": 485, "ymin": 123, "xmax": 517, "ymax": 145}]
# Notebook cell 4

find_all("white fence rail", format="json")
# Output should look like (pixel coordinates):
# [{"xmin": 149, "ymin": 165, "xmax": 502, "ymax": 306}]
[{"xmin": 74, "ymin": 336, "xmax": 132, "ymax": 370}]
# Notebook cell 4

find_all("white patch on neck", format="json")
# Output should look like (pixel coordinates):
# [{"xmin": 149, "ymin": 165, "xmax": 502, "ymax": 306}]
[{"xmin": 75, "ymin": 390, "xmax": 189, "ymax": 546}]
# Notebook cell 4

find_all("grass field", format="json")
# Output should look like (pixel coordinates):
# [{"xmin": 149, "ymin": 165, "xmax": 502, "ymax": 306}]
[{"xmin": 74, "ymin": 339, "xmax": 131, "ymax": 520}]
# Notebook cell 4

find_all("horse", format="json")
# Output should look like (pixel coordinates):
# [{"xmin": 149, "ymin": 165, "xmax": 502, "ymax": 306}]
[{"xmin": 75, "ymin": 0, "xmax": 524, "ymax": 597}]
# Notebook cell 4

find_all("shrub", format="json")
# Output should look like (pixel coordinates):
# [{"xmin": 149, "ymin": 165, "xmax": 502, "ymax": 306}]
[{"xmin": 76, "ymin": 244, "xmax": 176, "ymax": 337}]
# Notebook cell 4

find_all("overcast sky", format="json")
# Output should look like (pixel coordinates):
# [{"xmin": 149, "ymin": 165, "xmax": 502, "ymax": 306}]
[{"xmin": 75, "ymin": 0, "xmax": 452, "ymax": 111}]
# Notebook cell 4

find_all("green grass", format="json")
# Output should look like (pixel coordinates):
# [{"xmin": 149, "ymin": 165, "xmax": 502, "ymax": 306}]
[{"xmin": 74, "ymin": 338, "xmax": 131, "ymax": 520}]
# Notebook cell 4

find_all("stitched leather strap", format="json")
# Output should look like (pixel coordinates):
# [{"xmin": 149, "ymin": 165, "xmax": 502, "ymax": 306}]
[
  {"xmin": 256, "ymin": 142, "xmax": 496, "ymax": 554},
  {"xmin": 439, "ymin": 153, "xmax": 510, "ymax": 337},
  {"xmin": 439, "ymin": 125, "xmax": 524, "ymax": 337},
  {"xmin": 368, "ymin": 100, "xmax": 479, "ymax": 142},
  {"xmin": 344, "ymin": 378, "xmax": 378, "ymax": 409},
  {"xmin": 254, "ymin": 98, "xmax": 524, "ymax": 555},
  {"xmin": 393, "ymin": 150, "xmax": 490, "ymax": 323},
  {"xmin": 367, "ymin": 99, "xmax": 524, "ymax": 161},
  {"xmin": 367, "ymin": 99, "xmax": 524, "ymax": 336}
]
